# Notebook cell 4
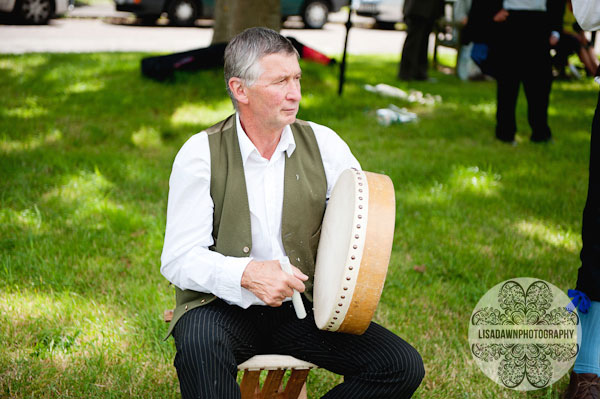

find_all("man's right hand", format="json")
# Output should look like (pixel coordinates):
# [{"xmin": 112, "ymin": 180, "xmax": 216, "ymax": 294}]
[{"xmin": 241, "ymin": 260, "xmax": 308, "ymax": 307}]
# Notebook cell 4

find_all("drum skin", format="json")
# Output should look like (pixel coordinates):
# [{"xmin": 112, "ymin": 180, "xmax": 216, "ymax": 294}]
[{"xmin": 313, "ymin": 168, "xmax": 395, "ymax": 335}]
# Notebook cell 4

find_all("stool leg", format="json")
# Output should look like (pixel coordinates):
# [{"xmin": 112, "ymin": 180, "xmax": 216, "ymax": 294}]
[
  {"xmin": 283, "ymin": 369, "xmax": 310, "ymax": 399},
  {"xmin": 260, "ymin": 369, "xmax": 285, "ymax": 399},
  {"xmin": 240, "ymin": 370, "xmax": 261, "ymax": 399},
  {"xmin": 299, "ymin": 383, "xmax": 307, "ymax": 399}
]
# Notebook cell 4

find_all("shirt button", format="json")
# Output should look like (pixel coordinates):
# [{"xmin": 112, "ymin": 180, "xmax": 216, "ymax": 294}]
[
  {"xmin": 243, "ymin": 246, "xmax": 250, "ymax": 254},
  {"xmin": 185, "ymin": 305, "xmax": 188, "ymax": 310}
]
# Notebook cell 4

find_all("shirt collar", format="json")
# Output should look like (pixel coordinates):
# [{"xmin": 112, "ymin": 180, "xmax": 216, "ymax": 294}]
[{"xmin": 235, "ymin": 113, "xmax": 296, "ymax": 165}]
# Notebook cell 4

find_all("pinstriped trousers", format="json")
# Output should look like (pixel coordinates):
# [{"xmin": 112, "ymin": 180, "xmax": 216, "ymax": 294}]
[{"xmin": 172, "ymin": 298, "xmax": 425, "ymax": 399}]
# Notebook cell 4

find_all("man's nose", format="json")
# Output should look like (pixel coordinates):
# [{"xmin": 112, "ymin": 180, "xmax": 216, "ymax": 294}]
[{"xmin": 286, "ymin": 80, "xmax": 301, "ymax": 102}]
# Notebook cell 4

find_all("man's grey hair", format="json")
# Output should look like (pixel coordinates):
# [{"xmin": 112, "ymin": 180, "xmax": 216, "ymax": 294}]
[{"xmin": 224, "ymin": 27, "xmax": 299, "ymax": 110}]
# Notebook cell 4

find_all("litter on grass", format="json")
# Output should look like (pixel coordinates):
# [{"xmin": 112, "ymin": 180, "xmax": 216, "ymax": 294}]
[
  {"xmin": 376, "ymin": 104, "xmax": 418, "ymax": 126},
  {"xmin": 364, "ymin": 83, "xmax": 442, "ymax": 105}
]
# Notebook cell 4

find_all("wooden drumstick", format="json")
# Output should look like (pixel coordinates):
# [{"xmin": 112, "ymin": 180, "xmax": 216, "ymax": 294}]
[{"xmin": 280, "ymin": 257, "xmax": 307, "ymax": 319}]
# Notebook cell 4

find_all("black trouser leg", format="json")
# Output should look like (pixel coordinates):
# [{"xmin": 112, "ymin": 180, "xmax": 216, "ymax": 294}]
[
  {"xmin": 172, "ymin": 299, "xmax": 425, "ymax": 399},
  {"xmin": 494, "ymin": 10, "xmax": 552, "ymax": 142},
  {"xmin": 172, "ymin": 301, "xmax": 260, "ymax": 399},
  {"xmin": 399, "ymin": 16, "xmax": 434, "ymax": 80},
  {"xmin": 416, "ymin": 18, "xmax": 434, "ymax": 80},
  {"xmin": 270, "ymin": 304, "xmax": 425, "ymax": 398},
  {"xmin": 495, "ymin": 76, "xmax": 520, "ymax": 141},
  {"xmin": 522, "ymin": 67, "xmax": 552, "ymax": 141},
  {"xmin": 577, "ymin": 90, "xmax": 600, "ymax": 301},
  {"xmin": 523, "ymin": 24, "xmax": 553, "ymax": 142},
  {"xmin": 553, "ymin": 34, "xmax": 581, "ymax": 75}
]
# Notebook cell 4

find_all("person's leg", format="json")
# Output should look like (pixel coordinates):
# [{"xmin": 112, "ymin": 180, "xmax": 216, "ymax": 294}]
[
  {"xmin": 494, "ymin": 14, "xmax": 520, "ymax": 143},
  {"xmin": 269, "ymin": 301, "xmax": 425, "ymax": 398},
  {"xmin": 574, "ymin": 91, "xmax": 600, "ymax": 377},
  {"xmin": 495, "ymin": 75, "xmax": 520, "ymax": 142},
  {"xmin": 565, "ymin": 74, "xmax": 600, "ymax": 399},
  {"xmin": 586, "ymin": 46, "xmax": 599, "ymax": 74},
  {"xmin": 171, "ymin": 300, "xmax": 261, "ymax": 399},
  {"xmin": 581, "ymin": 46, "xmax": 600, "ymax": 76},
  {"xmin": 522, "ymin": 69, "xmax": 552, "ymax": 142},
  {"xmin": 520, "ymin": 12, "xmax": 552, "ymax": 142},
  {"xmin": 399, "ymin": 16, "xmax": 427, "ymax": 80},
  {"xmin": 457, "ymin": 43, "xmax": 473, "ymax": 81},
  {"xmin": 554, "ymin": 34, "xmax": 581, "ymax": 78},
  {"xmin": 415, "ymin": 17, "xmax": 435, "ymax": 80},
  {"xmin": 577, "ymin": 91, "xmax": 600, "ymax": 301},
  {"xmin": 565, "ymin": 300, "xmax": 600, "ymax": 399},
  {"xmin": 574, "ymin": 301, "xmax": 600, "ymax": 376}
]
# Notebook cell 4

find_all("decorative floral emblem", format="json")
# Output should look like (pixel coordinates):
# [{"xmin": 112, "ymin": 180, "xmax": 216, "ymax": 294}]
[{"xmin": 468, "ymin": 278, "xmax": 580, "ymax": 391}]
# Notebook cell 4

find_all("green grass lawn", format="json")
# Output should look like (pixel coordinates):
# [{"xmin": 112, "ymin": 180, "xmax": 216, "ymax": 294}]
[{"xmin": 0, "ymin": 52, "xmax": 596, "ymax": 398}]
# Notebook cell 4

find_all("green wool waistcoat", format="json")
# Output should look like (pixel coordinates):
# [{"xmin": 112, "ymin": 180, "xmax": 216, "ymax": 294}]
[{"xmin": 166, "ymin": 114, "xmax": 327, "ymax": 337}]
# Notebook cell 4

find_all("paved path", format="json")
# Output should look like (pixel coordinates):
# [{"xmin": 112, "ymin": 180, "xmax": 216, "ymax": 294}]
[{"xmin": 0, "ymin": 6, "xmax": 418, "ymax": 55}]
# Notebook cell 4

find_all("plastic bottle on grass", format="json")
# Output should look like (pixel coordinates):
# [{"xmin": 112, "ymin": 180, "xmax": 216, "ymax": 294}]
[{"xmin": 376, "ymin": 105, "xmax": 417, "ymax": 126}]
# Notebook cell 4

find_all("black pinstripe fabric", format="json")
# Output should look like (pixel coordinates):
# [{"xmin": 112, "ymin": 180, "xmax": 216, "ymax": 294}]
[{"xmin": 172, "ymin": 298, "xmax": 424, "ymax": 399}]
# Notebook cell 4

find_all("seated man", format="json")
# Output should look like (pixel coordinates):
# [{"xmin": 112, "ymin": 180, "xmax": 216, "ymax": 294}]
[{"xmin": 160, "ymin": 27, "xmax": 425, "ymax": 399}]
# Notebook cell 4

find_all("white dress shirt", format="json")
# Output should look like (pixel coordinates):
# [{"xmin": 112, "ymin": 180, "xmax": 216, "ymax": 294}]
[
  {"xmin": 572, "ymin": 0, "xmax": 600, "ymax": 31},
  {"xmin": 160, "ymin": 114, "xmax": 361, "ymax": 309}
]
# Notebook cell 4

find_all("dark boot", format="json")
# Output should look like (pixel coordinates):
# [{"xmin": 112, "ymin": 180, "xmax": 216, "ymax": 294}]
[{"xmin": 564, "ymin": 371, "xmax": 600, "ymax": 399}]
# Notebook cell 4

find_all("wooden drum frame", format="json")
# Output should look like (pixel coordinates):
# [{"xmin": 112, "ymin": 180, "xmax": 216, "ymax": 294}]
[{"xmin": 313, "ymin": 168, "xmax": 396, "ymax": 335}]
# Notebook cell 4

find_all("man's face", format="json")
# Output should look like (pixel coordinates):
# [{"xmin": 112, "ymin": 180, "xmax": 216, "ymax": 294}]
[{"xmin": 244, "ymin": 52, "xmax": 302, "ymax": 131}]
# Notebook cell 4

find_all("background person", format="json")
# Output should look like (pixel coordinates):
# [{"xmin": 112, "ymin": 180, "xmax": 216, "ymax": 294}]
[
  {"xmin": 492, "ymin": 0, "xmax": 563, "ymax": 144},
  {"xmin": 461, "ymin": 0, "xmax": 504, "ymax": 78},
  {"xmin": 564, "ymin": 1, "xmax": 600, "ymax": 398},
  {"xmin": 398, "ymin": 0, "xmax": 445, "ymax": 81}
]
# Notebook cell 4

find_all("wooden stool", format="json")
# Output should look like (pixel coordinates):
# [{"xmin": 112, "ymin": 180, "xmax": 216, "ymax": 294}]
[
  {"xmin": 238, "ymin": 354, "xmax": 317, "ymax": 399},
  {"xmin": 164, "ymin": 310, "xmax": 318, "ymax": 399}
]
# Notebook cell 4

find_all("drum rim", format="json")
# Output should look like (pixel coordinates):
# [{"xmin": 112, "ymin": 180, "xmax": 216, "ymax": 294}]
[
  {"xmin": 313, "ymin": 168, "xmax": 396, "ymax": 335},
  {"xmin": 313, "ymin": 168, "xmax": 369, "ymax": 332}
]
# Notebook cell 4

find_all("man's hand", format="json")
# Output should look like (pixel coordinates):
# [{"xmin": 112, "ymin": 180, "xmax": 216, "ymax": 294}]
[
  {"xmin": 241, "ymin": 260, "xmax": 308, "ymax": 307},
  {"xmin": 493, "ymin": 9, "xmax": 509, "ymax": 22}
]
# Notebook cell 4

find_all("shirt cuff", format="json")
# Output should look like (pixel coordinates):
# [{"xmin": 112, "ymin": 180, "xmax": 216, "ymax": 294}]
[{"xmin": 215, "ymin": 256, "xmax": 253, "ymax": 306}]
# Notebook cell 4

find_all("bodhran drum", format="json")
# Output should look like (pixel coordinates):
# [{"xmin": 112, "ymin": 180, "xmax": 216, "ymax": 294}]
[{"xmin": 313, "ymin": 168, "xmax": 395, "ymax": 335}]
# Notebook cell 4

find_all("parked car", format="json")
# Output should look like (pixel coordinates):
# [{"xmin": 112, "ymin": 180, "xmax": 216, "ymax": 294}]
[
  {"xmin": 115, "ymin": 0, "xmax": 348, "ymax": 28},
  {"xmin": 355, "ymin": 0, "xmax": 403, "ymax": 30},
  {"xmin": 0, "ymin": 0, "xmax": 69, "ymax": 24}
]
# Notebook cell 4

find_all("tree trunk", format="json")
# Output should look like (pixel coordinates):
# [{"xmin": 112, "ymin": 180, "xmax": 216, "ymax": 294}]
[{"xmin": 211, "ymin": 0, "xmax": 281, "ymax": 45}]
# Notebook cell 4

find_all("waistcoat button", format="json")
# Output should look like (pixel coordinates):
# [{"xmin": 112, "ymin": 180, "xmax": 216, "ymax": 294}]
[{"xmin": 243, "ymin": 246, "xmax": 250, "ymax": 253}]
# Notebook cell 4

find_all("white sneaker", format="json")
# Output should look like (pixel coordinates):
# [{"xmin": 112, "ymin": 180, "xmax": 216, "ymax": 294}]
[{"xmin": 569, "ymin": 64, "xmax": 582, "ymax": 79}]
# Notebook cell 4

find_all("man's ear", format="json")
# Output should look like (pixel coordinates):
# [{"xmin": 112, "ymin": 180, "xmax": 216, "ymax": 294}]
[{"xmin": 228, "ymin": 77, "xmax": 249, "ymax": 106}]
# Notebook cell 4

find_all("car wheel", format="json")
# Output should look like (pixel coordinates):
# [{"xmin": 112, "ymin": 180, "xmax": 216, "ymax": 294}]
[
  {"xmin": 168, "ymin": 0, "xmax": 197, "ymax": 26},
  {"xmin": 16, "ymin": 0, "xmax": 52, "ymax": 24},
  {"xmin": 302, "ymin": 0, "xmax": 328, "ymax": 29}
]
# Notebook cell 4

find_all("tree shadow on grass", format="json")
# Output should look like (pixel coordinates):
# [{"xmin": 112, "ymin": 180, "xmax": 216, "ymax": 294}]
[{"xmin": 0, "ymin": 54, "xmax": 237, "ymax": 387}]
